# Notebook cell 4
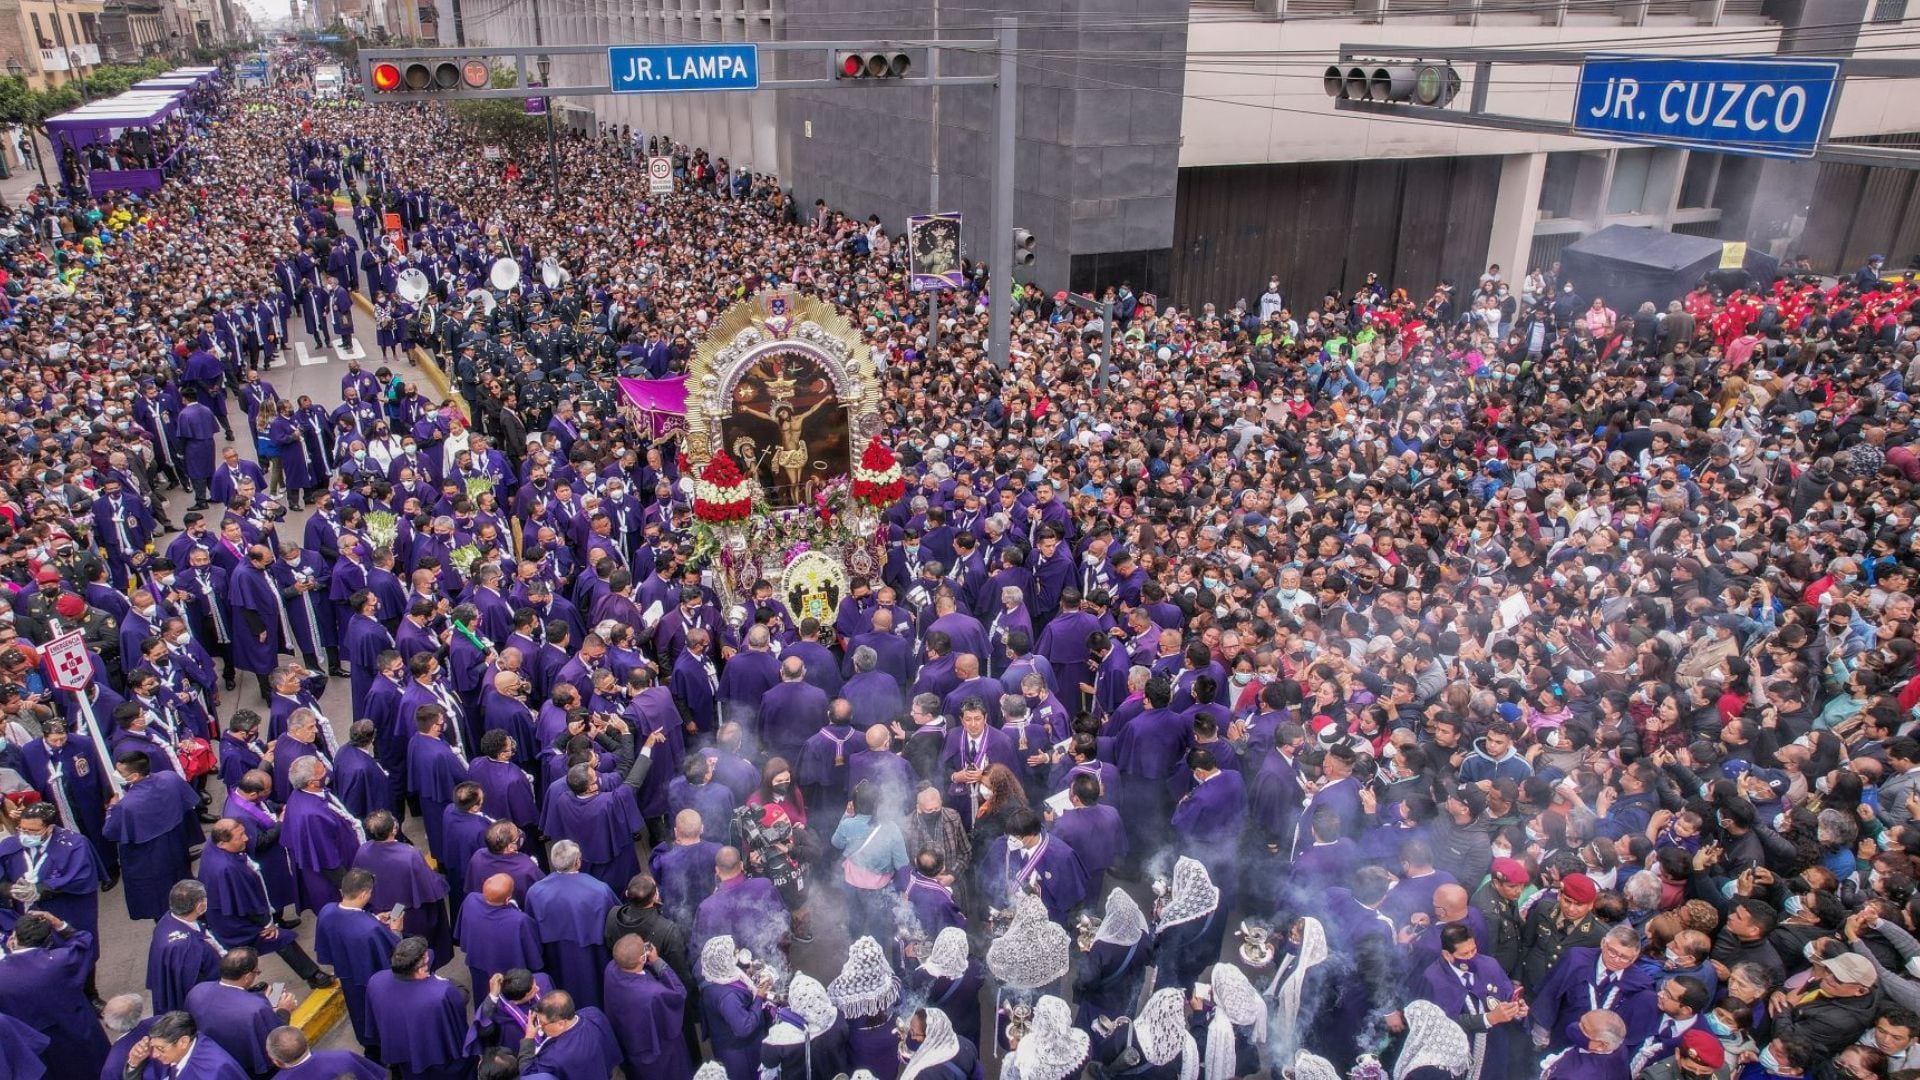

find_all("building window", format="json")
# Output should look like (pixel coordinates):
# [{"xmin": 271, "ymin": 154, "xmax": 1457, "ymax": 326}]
[
  {"xmin": 1606, "ymin": 148, "xmax": 1656, "ymax": 216},
  {"xmin": 31, "ymin": 13, "xmax": 45, "ymax": 48},
  {"xmin": 1678, "ymin": 152, "xmax": 1720, "ymax": 209},
  {"xmin": 1538, "ymin": 152, "xmax": 1583, "ymax": 220},
  {"xmin": 1873, "ymin": 0, "xmax": 1908, "ymax": 23}
]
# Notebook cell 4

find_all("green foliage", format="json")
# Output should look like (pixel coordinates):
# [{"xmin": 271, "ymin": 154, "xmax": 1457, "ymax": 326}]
[{"xmin": 448, "ymin": 66, "xmax": 540, "ymax": 141}]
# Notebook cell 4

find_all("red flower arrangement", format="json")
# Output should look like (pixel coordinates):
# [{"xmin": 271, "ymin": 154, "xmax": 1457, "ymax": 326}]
[
  {"xmin": 692, "ymin": 451, "xmax": 753, "ymax": 524},
  {"xmin": 851, "ymin": 436, "xmax": 905, "ymax": 509}
]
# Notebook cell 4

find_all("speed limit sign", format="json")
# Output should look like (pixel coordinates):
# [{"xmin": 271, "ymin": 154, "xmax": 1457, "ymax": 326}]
[{"xmin": 647, "ymin": 156, "xmax": 674, "ymax": 195}]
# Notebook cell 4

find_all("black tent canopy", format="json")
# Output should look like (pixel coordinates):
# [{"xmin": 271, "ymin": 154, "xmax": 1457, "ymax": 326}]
[{"xmin": 1557, "ymin": 225, "xmax": 1780, "ymax": 312}]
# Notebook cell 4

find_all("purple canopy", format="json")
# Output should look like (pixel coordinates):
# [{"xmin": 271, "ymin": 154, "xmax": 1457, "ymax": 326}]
[{"xmin": 618, "ymin": 376, "xmax": 688, "ymax": 438}]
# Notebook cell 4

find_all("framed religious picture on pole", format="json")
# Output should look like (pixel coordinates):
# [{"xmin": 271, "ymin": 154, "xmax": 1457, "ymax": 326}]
[{"xmin": 908, "ymin": 212, "xmax": 964, "ymax": 292}]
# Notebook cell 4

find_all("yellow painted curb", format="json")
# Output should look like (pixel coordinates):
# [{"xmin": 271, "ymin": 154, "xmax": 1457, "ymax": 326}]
[{"xmin": 291, "ymin": 983, "xmax": 345, "ymax": 1043}]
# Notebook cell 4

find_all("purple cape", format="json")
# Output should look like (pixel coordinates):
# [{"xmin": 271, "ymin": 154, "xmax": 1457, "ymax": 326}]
[
  {"xmin": 602, "ymin": 962, "xmax": 691, "ymax": 1080},
  {"xmin": 454, "ymin": 893, "xmax": 543, "ymax": 989},
  {"xmin": 314, "ymin": 903, "xmax": 400, "ymax": 1043},
  {"xmin": 364, "ymin": 972, "xmax": 471, "ymax": 1070},
  {"xmin": 526, "ymin": 871, "xmax": 620, "ymax": 1010}
]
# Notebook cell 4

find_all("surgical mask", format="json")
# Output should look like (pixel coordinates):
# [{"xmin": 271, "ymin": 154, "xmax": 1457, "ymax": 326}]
[
  {"xmin": 18, "ymin": 832, "xmax": 42, "ymax": 849},
  {"xmin": 1006, "ymin": 837, "xmax": 1023, "ymax": 853},
  {"xmin": 1784, "ymin": 895, "xmax": 1804, "ymax": 916},
  {"xmin": 1664, "ymin": 948, "xmax": 1685, "ymax": 965},
  {"xmin": 1703, "ymin": 1013, "xmax": 1733, "ymax": 1037},
  {"xmin": 172, "ymin": 633, "xmax": 191, "ymax": 647},
  {"xmin": 1758, "ymin": 1047, "xmax": 1783, "ymax": 1073},
  {"xmin": 1525, "ymin": 826, "xmax": 1545, "ymax": 844},
  {"xmin": 1231, "ymin": 673, "xmax": 1255, "ymax": 687},
  {"xmin": 1491, "ymin": 843, "xmax": 1513, "ymax": 860}
]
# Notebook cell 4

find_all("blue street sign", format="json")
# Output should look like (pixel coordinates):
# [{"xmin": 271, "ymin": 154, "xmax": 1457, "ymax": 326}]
[
  {"xmin": 1572, "ymin": 55, "xmax": 1840, "ymax": 160},
  {"xmin": 608, "ymin": 44, "xmax": 760, "ymax": 94}
]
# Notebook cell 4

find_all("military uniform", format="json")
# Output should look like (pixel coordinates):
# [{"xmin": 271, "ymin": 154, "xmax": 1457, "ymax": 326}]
[{"xmin": 1517, "ymin": 899, "xmax": 1603, "ymax": 995}]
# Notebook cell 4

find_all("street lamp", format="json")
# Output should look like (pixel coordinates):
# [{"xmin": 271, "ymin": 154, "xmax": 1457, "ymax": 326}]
[{"xmin": 536, "ymin": 53, "xmax": 557, "ymax": 192}]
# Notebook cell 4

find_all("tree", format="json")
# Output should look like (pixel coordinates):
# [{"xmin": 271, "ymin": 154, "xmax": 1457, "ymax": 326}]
[{"xmin": 449, "ymin": 67, "xmax": 541, "ymax": 142}]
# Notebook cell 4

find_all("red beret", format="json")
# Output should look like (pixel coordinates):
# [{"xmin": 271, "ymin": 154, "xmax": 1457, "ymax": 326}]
[
  {"xmin": 53, "ymin": 594, "xmax": 85, "ymax": 619},
  {"xmin": 1491, "ymin": 858, "xmax": 1529, "ymax": 885},
  {"xmin": 33, "ymin": 567, "xmax": 59, "ymax": 584},
  {"xmin": 1678, "ymin": 1028, "xmax": 1724, "ymax": 1068},
  {"xmin": 1560, "ymin": 873, "xmax": 1598, "ymax": 904}
]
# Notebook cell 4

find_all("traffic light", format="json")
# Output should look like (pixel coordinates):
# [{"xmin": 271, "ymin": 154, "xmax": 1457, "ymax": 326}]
[
  {"xmin": 368, "ymin": 58, "xmax": 492, "ymax": 95},
  {"xmin": 1012, "ymin": 228, "xmax": 1036, "ymax": 267},
  {"xmin": 1324, "ymin": 62, "xmax": 1461, "ymax": 106},
  {"xmin": 836, "ymin": 52, "xmax": 911, "ymax": 80}
]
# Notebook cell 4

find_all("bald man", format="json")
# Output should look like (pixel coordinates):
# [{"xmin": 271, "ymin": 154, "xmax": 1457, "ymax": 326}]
[
  {"xmin": 848, "ymin": 723, "xmax": 916, "ymax": 820},
  {"xmin": 1407, "ymin": 883, "xmax": 1494, "ymax": 976},
  {"xmin": 759, "ymin": 653, "xmax": 830, "ymax": 763},
  {"xmin": 648, "ymin": 810, "xmax": 719, "ymax": 926},
  {"xmin": 455, "ymin": 873, "xmax": 543, "ymax": 994}
]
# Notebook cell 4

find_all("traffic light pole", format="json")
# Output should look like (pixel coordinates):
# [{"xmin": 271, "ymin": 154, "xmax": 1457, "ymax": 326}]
[{"xmin": 986, "ymin": 17, "xmax": 1015, "ymax": 373}]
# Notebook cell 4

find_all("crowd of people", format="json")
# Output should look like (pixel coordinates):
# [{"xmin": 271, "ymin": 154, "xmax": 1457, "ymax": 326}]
[{"xmin": 1, "ymin": 42, "xmax": 1920, "ymax": 1080}]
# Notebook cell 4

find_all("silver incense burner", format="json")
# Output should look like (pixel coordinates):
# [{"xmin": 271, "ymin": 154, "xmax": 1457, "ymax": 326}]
[
  {"xmin": 1236, "ymin": 922, "xmax": 1275, "ymax": 969},
  {"xmin": 1075, "ymin": 913, "xmax": 1102, "ymax": 952}
]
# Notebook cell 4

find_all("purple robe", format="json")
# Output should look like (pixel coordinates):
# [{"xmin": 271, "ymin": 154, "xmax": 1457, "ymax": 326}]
[
  {"xmin": 1412, "ymin": 953, "xmax": 1517, "ymax": 1079},
  {"xmin": 985, "ymin": 834, "xmax": 1086, "ymax": 922},
  {"xmin": 525, "ymin": 872, "xmax": 621, "ymax": 1011},
  {"xmin": 454, "ymin": 893, "xmax": 543, "ymax": 992},
  {"xmin": 227, "ymin": 564, "xmax": 285, "ymax": 674},
  {"xmin": 0, "ymin": 828, "xmax": 100, "ymax": 946},
  {"xmin": 272, "ymin": 1050, "xmax": 387, "ymax": 1080},
  {"xmin": 519, "ymin": 1006, "xmax": 622, "ymax": 1079},
  {"xmin": 184, "ymin": 980, "xmax": 281, "ymax": 1076},
  {"xmin": 468, "ymin": 757, "xmax": 538, "ymax": 830},
  {"xmin": 902, "ymin": 873, "xmax": 966, "ymax": 937},
  {"xmin": 465, "ymin": 849, "xmax": 545, "ymax": 904},
  {"xmin": 315, "ymin": 902, "xmax": 401, "ymax": 1047},
  {"xmin": 757, "ymin": 679, "xmax": 831, "ymax": 760},
  {"xmin": 441, "ymin": 808, "xmax": 494, "ymax": 902},
  {"xmin": 1049, "ymin": 803, "xmax": 1128, "ymax": 883},
  {"xmin": 406, "ymin": 733, "xmax": 470, "ymax": 862},
  {"xmin": 841, "ymin": 672, "xmax": 905, "ymax": 732},
  {"xmin": 700, "ymin": 980, "xmax": 770, "ymax": 1080},
  {"xmin": 363, "ymin": 972, "xmax": 473, "ymax": 1078},
  {"xmin": 717, "ymin": 649, "xmax": 781, "ymax": 727},
  {"xmin": 102, "ymin": 770, "xmax": 199, "ymax": 920},
  {"xmin": 334, "ymin": 744, "xmax": 394, "ymax": 818},
  {"xmin": 539, "ymin": 788, "xmax": 643, "ymax": 892},
  {"xmin": 146, "ymin": 914, "xmax": 222, "ymax": 1013},
  {"xmin": 602, "ymin": 961, "xmax": 692, "ymax": 1080},
  {"xmin": 0, "ymin": 930, "xmax": 108, "ymax": 1080},
  {"xmin": 282, "ymin": 788, "xmax": 364, "ymax": 912},
  {"xmin": 198, "ymin": 845, "xmax": 301, "ymax": 961},
  {"xmin": 649, "ymin": 840, "xmax": 720, "ymax": 925},
  {"xmin": 692, "ymin": 875, "xmax": 789, "ymax": 959},
  {"xmin": 352, "ymin": 840, "xmax": 453, "ymax": 960}
]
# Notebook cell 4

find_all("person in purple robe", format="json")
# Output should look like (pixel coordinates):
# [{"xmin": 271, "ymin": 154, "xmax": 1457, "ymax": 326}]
[
  {"xmin": 470, "ymin": 734, "xmax": 539, "ymax": 833},
  {"xmin": 184, "ymin": 948, "xmax": 300, "ymax": 1079},
  {"xmin": 0, "ymin": 913, "xmax": 108, "ymax": 1080},
  {"xmin": 698, "ymin": 936, "xmax": 774, "ymax": 1080},
  {"xmin": 314, "ymin": 869, "xmax": 403, "ymax": 1062},
  {"xmin": 264, "ymin": 1026, "xmax": 387, "ymax": 1080},
  {"xmin": 340, "ymin": 594, "xmax": 395, "ymax": 722},
  {"xmin": 147, "ymin": 881, "xmax": 225, "ymax": 1014},
  {"xmin": 334, "ymin": 721, "xmax": 395, "ymax": 818},
  {"xmin": 842, "ymin": 652, "xmax": 906, "ymax": 732},
  {"xmin": 228, "ymin": 546, "xmax": 287, "ymax": 704},
  {"xmin": 602, "ymin": 933, "xmax": 692, "ymax": 1080},
  {"xmin": 465, "ymin": 969, "xmax": 555, "ymax": 1057},
  {"xmin": 938, "ymin": 704, "xmax": 1020, "ymax": 824},
  {"xmin": 902, "ymin": 857, "xmax": 967, "ymax": 938},
  {"xmin": 539, "ymin": 736, "xmax": 653, "ymax": 892},
  {"xmin": 797, "ymin": 712, "xmax": 859, "ymax": 812},
  {"xmin": 281, "ymin": 755, "xmax": 367, "ymax": 913},
  {"xmin": 102, "ymin": 752, "xmax": 200, "ymax": 921},
  {"xmin": 717, "ymin": 629, "xmax": 782, "ymax": 731},
  {"xmin": 467, "ymin": 821, "xmax": 547, "ymax": 903},
  {"xmin": 1535, "ymin": 1010, "xmax": 1633, "ymax": 1080},
  {"xmin": 670, "ymin": 629, "xmax": 721, "ymax": 736},
  {"xmin": 1048, "ymin": 774, "xmax": 1128, "ymax": 887},
  {"xmin": 481, "ymin": 672, "xmax": 538, "ymax": 764},
  {"xmin": 364, "ymin": 936, "xmax": 473, "ymax": 1080},
  {"xmin": 177, "ymin": 390, "xmax": 220, "ymax": 509},
  {"xmin": 525, "ymin": 841, "xmax": 621, "ymax": 1011},
  {"xmin": 1410, "ymin": 924, "xmax": 1523, "ymax": 1080},
  {"xmin": 905, "ymin": 928, "xmax": 987, "ymax": 1050},
  {"xmin": 758, "ymin": 657, "xmax": 832, "ymax": 763},
  {"xmin": 456, "ymin": 873, "xmax": 544, "ymax": 994},
  {"xmin": 692, "ymin": 847, "xmax": 791, "ymax": 960},
  {"xmin": 0, "ymin": 991, "xmax": 50, "ymax": 1079},
  {"xmin": 0, "ymin": 806, "xmax": 102, "ymax": 969},
  {"xmin": 17, "ymin": 721, "xmax": 116, "ymax": 878},
  {"xmin": 440, "ymin": 785, "xmax": 493, "ymax": 903},
  {"xmin": 987, "ymin": 809, "xmax": 1086, "ymax": 923},
  {"xmin": 199, "ymin": 819, "xmax": 333, "ymax": 986},
  {"xmin": 351, "ymin": 810, "xmax": 454, "ymax": 962},
  {"xmin": 406, "ymin": 706, "xmax": 471, "ymax": 863},
  {"xmin": 516, "ymin": 992, "xmax": 623, "ymax": 1079},
  {"xmin": 649, "ymin": 811, "xmax": 721, "ymax": 924},
  {"xmin": 1168, "ymin": 748, "xmax": 1248, "ymax": 895}
]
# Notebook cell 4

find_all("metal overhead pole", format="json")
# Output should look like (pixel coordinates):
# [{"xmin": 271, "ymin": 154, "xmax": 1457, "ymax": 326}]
[
  {"xmin": 925, "ymin": 0, "xmax": 940, "ymax": 360},
  {"xmin": 987, "ymin": 16, "xmax": 1015, "ymax": 372},
  {"xmin": 531, "ymin": 0, "xmax": 558, "ymax": 192}
]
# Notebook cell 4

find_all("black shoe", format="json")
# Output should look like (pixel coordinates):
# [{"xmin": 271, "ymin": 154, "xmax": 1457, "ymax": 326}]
[
  {"xmin": 223, "ymin": 676, "xmax": 237, "ymax": 692},
  {"xmin": 327, "ymin": 667, "xmax": 348, "ymax": 679},
  {"xmin": 197, "ymin": 811, "xmax": 218, "ymax": 824},
  {"xmin": 189, "ymin": 502, "xmax": 209, "ymax": 511},
  {"xmin": 276, "ymin": 914, "xmax": 302, "ymax": 930},
  {"xmin": 306, "ymin": 972, "xmax": 337, "ymax": 989}
]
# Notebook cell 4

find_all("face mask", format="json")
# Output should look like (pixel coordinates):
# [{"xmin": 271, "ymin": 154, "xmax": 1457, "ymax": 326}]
[
  {"xmin": 1703, "ymin": 1013, "xmax": 1732, "ymax": 1037},
  {"xmin": 1526, "ymin": 826, "xmax": 1545, "ymax": 844},
  {"xmin": 18, "ymin": 832, "xmax": 42, "ymax": 849},
  {"xmin": 771, "ymin": 783, "xmax": 791, "ymax": 797},
  {"xmin": 1758, "ymin": 1047, "xmax": 1783, "ymax": 1073},
  {"xmin": 1231, "ymin": 673, "xmax": 1255, "ymax": 687},
  {"xmin": 172, "ymin": 633, "xmax": 191, "ymax": 647},
  {"xmin": 1545, "ymin": 729, "xmax": 1564, "ymax": 749},
  {"xmin": 1491, "ymin": 843, "xmax": 1513, "ymax": 860},
  {"xmin": 1784, "ymin": 895, "xmax": 1804, "ymax": 916},
  {"xmin": 1006, "ymin": 837, "xmax": 1024, "ymax": 853}
]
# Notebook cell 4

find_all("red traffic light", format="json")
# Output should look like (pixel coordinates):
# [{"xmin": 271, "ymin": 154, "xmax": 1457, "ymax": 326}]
[
  {"xmin": 841, "ymin": 53, "xmax": 864, "ymax": 78},
  {"xmin": 371, "ymin": 62, "xmax": 401, "ymax": 91},
  {"xmin": 835, "ymin": 52, "xmax": 910, "ymax": 80}
]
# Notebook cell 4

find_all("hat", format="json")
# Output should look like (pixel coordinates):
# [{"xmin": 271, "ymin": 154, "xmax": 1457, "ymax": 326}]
[
  {"xmin": 54, "ymin": 594, "xmax": 85, "ymax": 619},
  {"xmin": 33, "ymin": 567, "xmax": 60, "ymax": 584},
  {"xmin": 1823, "ymin": 952, "xmax": 1878, "ymax": 987},
  {"xmin": 1749, "ymin": 767, "xmax": 1790, "ymax": 797},
  {"xmin": 1677, "ymin": 1029, "xmax": 1724, "ymax": 1069},
  {"xmin": 1491, "ymin": 858, "xmax": 1529, "ymax": 885},
  {"xmin": 1560, "ymin": 873, "xmax": 1598, "ymax": 904}
]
